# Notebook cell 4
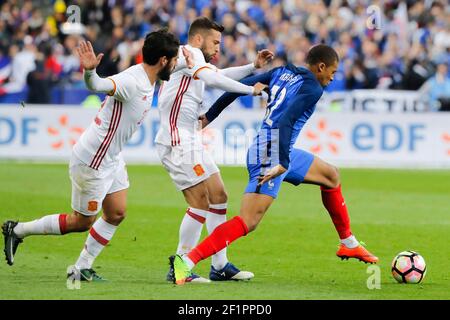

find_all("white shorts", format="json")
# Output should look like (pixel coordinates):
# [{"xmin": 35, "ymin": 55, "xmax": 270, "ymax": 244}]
[
  {"xmin": 69, "ymin": 154, "xmax": 129, "ymax": 216},
  {"xmin": 156, "ymin": 143, "xmax": 219, "ymax": 191}
]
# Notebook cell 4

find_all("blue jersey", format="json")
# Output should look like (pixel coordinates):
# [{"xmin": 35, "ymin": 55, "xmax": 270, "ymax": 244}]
[{"xmin": 206, "ymin": 64, "xmax": 323, "ymax": 169}]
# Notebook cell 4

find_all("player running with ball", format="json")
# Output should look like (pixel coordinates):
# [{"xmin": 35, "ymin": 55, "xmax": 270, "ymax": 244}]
[{"xmin": 171, "ymin": 44, "xmax": 378, "ymax": 285}]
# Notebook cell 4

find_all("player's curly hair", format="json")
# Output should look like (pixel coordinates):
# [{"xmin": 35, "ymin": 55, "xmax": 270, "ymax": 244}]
[
  {"xmin": 306, "ymin": 44, "xmax": 339, "ymax": 67},
  {"xmin": 142, "ymin": 29, "xmax": 180, "ymax": 65}
]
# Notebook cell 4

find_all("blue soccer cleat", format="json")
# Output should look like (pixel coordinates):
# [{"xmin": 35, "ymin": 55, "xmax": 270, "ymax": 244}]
[{"xmin": 209, "ymin": 262, "xmax": 254, "ymax": 281}]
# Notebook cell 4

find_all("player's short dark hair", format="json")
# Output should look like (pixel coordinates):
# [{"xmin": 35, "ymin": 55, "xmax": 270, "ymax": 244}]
[
  {"xmin": 188, "ymin": 17, "xmax": 224, "ymax": 38},
  {"xmin": 142, "ymin": 29, "xmax": 180, "ymax": 66},
  {"xmin": 305, "ymin": 44, "xmax": 339, "ymax": 67}
]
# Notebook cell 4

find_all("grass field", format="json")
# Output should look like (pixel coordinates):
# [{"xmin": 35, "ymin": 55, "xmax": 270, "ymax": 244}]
[{"xmin": 0, "ymin": 162, "xmax": 449, "ymax": 300}]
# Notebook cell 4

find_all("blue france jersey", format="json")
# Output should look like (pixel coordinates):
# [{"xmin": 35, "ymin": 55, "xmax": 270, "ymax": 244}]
[{"xmin": 206, "ymin": 63, "xmax": 323, "ymax": 169}]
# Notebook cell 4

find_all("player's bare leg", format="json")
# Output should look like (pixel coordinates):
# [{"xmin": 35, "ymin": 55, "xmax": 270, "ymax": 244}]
[
  {"xmin": 171, "ymin": 193, "xmax": 272, "ymax": 284},
  {"xmin": 2, "ymin": 211, "xmax": 95, "ymax": 266},
  {"xmin": 303, "ymin": 156, "xmax": 378, "ymax": 264},
  {"xmin": 72, "ymin": 189, "xmax": 127, "ymax": 281},
  {"xmin": 205, "ymin": 173, "xmax": 254, "ymax": 281},
  {"xmin": 239, "ymin": 193, "xmax": 274, "ymax": 232}
]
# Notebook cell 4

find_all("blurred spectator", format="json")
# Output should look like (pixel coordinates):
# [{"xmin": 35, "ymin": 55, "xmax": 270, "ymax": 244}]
[
  {"xmin": 26, "ymin": 58, "xmax": 53, "ymax": 104},
  {"xmin": 0, "ymin": 35, "xmax": 36, "ymax": 95},
  {"xmin": 0, "ymin": 0, "xmax": 449, "ymax": 104},
  {"xmin": 418, "ymin": 62, "xmax": 450, "ymax": 111}
]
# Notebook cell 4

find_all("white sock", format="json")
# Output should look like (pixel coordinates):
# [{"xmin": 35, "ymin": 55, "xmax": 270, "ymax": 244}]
[
  {"xmin": 182, "ymin": 255, "xmax": 195, "ymax": 270},
  {"xmin": 176, "ymin": 208, "xmax": 208, "ymax": 255},
  {"xmin": 206, "ymin": 203, "xmax": 228, "ymax": 270},
  {"xmin": 75, "ymin": 218, "xmax": 117, "ymax": 270},
  {"xmin": 13, "ymin": 214, "xmax": 66, "ymax": 238},
  {"xmin": 341, "ymin": 235, "xmax": 359, "ymax": 248}
]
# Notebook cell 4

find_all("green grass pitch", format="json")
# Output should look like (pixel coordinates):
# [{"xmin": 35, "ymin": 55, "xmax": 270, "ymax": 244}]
[{"xmin": 0, "ymin": 162, "xmax": 449, "ymax": 299}]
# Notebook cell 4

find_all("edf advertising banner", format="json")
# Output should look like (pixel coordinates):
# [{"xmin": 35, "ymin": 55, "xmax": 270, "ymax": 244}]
[{"xmin": 0, "ymin": 105, "xmax": 449, "ymax": 168}]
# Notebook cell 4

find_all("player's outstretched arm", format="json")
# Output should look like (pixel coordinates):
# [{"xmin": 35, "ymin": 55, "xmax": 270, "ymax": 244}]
[
  {"xmin": 204, "ymin": 70, "xmax": 275, "ymax": 125},
  {"xmin": 77, "ymin": 41, "xmax": 115, "ymax": 94},
  {"xmin": 219, "ymin": 49, "xmax": 274, "ymax": 80},
  {"xmin": 195, "ymin": 67, "xmax": 265, "ymax": 96}
]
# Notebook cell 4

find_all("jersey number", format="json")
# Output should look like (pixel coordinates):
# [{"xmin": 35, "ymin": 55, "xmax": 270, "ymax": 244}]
[{"xmin": 264, "ymin": 85, "xmax": 286, "ymax": 126}]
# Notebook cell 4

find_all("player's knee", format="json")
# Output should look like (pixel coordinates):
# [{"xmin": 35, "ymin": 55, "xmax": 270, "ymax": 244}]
[
  {"xmin": 191, "ymin": 192, "xmax": 210, "ymax": 211},
  {"xmin": 108, "ymin": 210, "xmax": 126, "ymax": 225},
  {"xmin": 210, "ymin": 190, "xmax": 228, "ymax": 204},
  {"xmin": 323, "ymin": 164, "xmax": 340, "ymax": 188},
  {"xmin": 329, "ymin": 166, "xmax": 340, "ymax": 187}
]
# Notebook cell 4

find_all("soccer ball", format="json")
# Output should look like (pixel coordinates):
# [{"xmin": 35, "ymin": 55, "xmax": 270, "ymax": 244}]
[{"xmin": 391, "ymin": 251, "xmax": 427, "ymax": 284}]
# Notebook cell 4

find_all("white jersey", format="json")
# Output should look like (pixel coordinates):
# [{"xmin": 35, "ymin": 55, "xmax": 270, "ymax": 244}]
[
  {"xmin": 73, "ymin": 64, "xmax": 154, "ymax": 170},
  {"xmin": 155, "ymin": 44, "xmax": 216, "ymax": 146}
]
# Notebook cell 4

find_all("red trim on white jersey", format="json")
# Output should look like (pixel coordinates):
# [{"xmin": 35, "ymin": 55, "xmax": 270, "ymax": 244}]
[
  {"xmin": 169, "ymin": 75, "xmax": 191, "ymax": 146},
  {"xmin": 89, "ymin": 99, "xmax": 123, "ymax": 170}
]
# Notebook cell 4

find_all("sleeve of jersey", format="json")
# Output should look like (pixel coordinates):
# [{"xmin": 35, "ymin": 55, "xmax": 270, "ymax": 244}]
[
  {"xmin": 205, "ymin": 70, "xmax": 274, "ymax": 123},
  {"xmin": 107, "ymin": 71, "xmax": 138, "ymax": 102},
  {"xmin": 218, "ymin": 63, "xmax": 256, "ymax": 80},
  {"xmin": 83, "ymin": 69, "xmax": 115, "ymax": 94},
  {"xmin": 196, "ymin": 67, "xmax": 255, "ymax": 95},
  {"xmin": 277, "ymin": 82, "xmax": 323, "ymax": 169}
]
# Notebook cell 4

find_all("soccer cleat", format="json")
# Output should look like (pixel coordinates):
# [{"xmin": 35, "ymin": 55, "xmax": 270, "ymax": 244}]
[
  {"xmin": 336, "ymin": 243, "xmax": 379, "ymax": 264},
  {"xmin": 67, "ymin": 266, "xmax": 107, "ymax": 282},
  {"xmin": 166, "ymin": 256, "xmax": 210, "ymax": 283},
  {"xmin": 209, "ymin": 262, "xmax": 254, "ymax": 281},
  {"xmin": 2, "ymin": 220, "xmax": 23, "ymax": 266},
  {"xmin": 170, "ymin": 254, "xmax": 198, "ymax": 285}
]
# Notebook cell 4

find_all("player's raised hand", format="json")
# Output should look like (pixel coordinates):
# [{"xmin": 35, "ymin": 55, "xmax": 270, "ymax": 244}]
[
  {"xmin": 257, "ymin": 164, "xmax": 287, "ymax": 186},
  {"xmin": 182, "ymin": 46, "xmax": 194, "ymax": 69},
  {"xmin": 254, "ymin": 49, "xmax": 274, "ymax": 68},
  {"xmin": 77, "ymin": 41, "xmax": 104, "ymax": 70},
  {"xmin": 252, "ymin": 82, "xmax": 268, "ymax": 96}
]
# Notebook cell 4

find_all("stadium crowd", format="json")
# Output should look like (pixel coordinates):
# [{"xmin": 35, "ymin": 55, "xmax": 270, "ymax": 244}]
[{"xmin": 0, "ymin": 0, "xmax": 449, "ymax": 107}]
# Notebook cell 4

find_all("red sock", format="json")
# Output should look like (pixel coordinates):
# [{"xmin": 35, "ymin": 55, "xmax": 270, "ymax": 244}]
[
  {"xmin": 187, "ymin": 216, "xmax": 248, "ymax": 264},
  {"xmin": 59, "ymin": 214, "xmax": 68, "ymax": 235},
  {"xmin": 321, "ymin": 184, "xmax": 352, "ymax": 239}
]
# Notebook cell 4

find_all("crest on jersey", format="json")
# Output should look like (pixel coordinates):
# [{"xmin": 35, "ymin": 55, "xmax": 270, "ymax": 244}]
[
  {"xmin": 88, "ymin": 201, "xmax": 98, "ymax": 212},
  {"xmin": 193, "ymin": 164, "xmax": 205, "ymax": 177}
]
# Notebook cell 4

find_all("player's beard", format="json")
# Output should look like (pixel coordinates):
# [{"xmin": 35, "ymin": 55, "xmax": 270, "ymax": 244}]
[
  {"xmin": 200, "ymin": 46, "xmax": 213, "ymax": 63},
  {"xmin": 158, "ymin": 63, "xmax": 173, "ymax": 81},
  {"xmin": 203, "ymin": 53, "xmax": 213, "ymax": 63}
]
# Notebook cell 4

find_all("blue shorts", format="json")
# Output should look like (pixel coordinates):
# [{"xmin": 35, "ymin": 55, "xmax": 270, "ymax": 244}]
[{"xmin": 244, "ymin": 148, "xmax": 315, "ymax": 198}]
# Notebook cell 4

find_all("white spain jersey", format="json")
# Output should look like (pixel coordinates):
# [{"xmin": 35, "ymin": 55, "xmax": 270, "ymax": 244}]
[
  {"xmin": 73, "ymin": 64, "xmax": 154, "ymax": 170},
  {"xmin": 155, "ymin": 44, "xmax": 215, "ymax": 146}
]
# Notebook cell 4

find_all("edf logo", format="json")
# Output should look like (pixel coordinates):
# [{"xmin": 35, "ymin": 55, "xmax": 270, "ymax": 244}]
[
  {"xmin": 0, "ymin": 117, "xmax": 38, "ymax": 145},
  {"xmin": 352, "ymin": 123, "xmax": 425, "ymax": 152}
]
